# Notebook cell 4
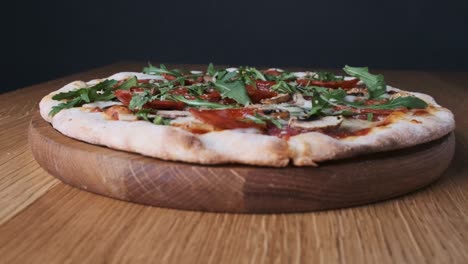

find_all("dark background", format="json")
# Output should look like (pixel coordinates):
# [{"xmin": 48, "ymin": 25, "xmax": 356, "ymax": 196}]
[{"xmin": 1, "ymin": 0, "xmax": 467, "ymax": 93}]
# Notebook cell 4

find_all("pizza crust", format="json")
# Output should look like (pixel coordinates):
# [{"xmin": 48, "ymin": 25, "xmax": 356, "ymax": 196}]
[
  {"xmin": 288, "ymin": 108, "xmax": 454, "ymax": 166},
  {"xmin": 51, "ymin": 109, "xmax": 289, "ymax": 167},
  {"xmin": 39, "ymin": 72, "xmax": 455, "ymax": 167}
]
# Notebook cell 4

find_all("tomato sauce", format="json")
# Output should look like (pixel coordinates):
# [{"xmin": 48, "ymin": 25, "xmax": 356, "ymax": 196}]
[
  {"xmin": 323, "ymin": 127, "xmax": 372, "ymax": 139},
  {"xmin": 189, "ymin": 108, "xmax": 264, "ymax": 130}
]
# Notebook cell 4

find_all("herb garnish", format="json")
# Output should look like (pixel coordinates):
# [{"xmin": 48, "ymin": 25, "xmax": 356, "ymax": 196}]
[
  {"xmin": 212, "ymin": 70, "xmax": 251, "ymax": 105},
  {"xmin": 172, "ymin": 95, "xmax": 236, "ymax": 109},
  {"xmin": 49, "ymin": 79, "xmax": 117, "ymax": 116},
  {"xmin": 243, "ymin": 113, "xmax": 283, "ymax": 129},
  {"xmin": 343, "ymin": 66, "xmax": 386, "ymax": 99},
  {"xmin": 143, "ymin": 63, "xmax": 184, "ymax": 77}
]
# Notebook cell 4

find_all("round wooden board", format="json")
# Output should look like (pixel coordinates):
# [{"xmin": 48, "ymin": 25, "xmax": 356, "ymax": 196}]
[{"xmin": 29, "ymin": 111, "xmax": 455, "ymax": 213}]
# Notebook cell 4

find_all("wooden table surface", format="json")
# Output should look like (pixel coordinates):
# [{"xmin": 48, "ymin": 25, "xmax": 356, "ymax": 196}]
[{"xmin": 0, "ymin": 62, "xmax": 467, "ymax": 264}]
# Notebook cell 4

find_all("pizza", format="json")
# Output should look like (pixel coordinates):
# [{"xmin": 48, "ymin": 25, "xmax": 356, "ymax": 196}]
[{"xmin": 39, "ymin": 64, "xmax": 455, "ymax": 167}]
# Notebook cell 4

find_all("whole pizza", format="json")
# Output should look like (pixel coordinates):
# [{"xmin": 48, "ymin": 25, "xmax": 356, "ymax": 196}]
[{"xmin": 39, "ymin": 64, "xmax": 455, "ymax": 167}]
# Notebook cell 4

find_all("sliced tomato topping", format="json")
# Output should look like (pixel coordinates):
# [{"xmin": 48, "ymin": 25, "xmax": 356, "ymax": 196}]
[
  {"xmin": 130, "ymin": 87, "xmax": 145, "ymax": 92},
  {"xmin": 267, "ymin": 126, "xmax": 300, "ymax": 140},
  {"xmin": 255, "ymin": 80, "xmax": 276, "ymax": 90},
  {"xmin": 264, "ymin": 69, "xmax": 282, "ymax": 76},
  {"xmin": 189, "ymin": 108, "xmax": 264, "ymax": 130},
  {"xmin": 185, "ymin": 76, "xmax": 204, "ymax": 85},
  {"xmin": 114, "ymin": 89, "xmax": 132, "ymax": 105},
  {"xmin": 219, "ymin": 98, "xmax": 237, "ymax": 105},
  {"xmin": 162, "ymin": 73, "xmax": 177, "ymax": 81},
  {"xmin": 144, "ymin": 100, "xmax": 185, "ymax": 110},
  {"xmin": 199, "ymin": 90, "xmax": 221, "ymax": 102},
  {"xmin": 363, "ymin": 99, "xmax": 389, "ymax": 105},
  {"xmin": 245, "ymin": 80, "xmax": 278, "ymax": 103},
  {"xmin": 169, "ymin": 87, "xmax": 189, "ymax": 95},
  {"xmin": 296, "ymin": 78, "xmax": 359, "ymax": 89},
  {"xmin": 324, "ymin": 127, "xmax": 372, "ymax": 139}
]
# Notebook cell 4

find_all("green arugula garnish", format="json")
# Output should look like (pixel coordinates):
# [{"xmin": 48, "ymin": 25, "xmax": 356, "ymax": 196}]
[
  {"xmin": 129, "ymin": 90, "xmax": 152, "ymax": 110},
  {"xmin": 153, "ymin": 115, "xmax": 171, "ymax": 125},
  {"xmin": 207, "ymin": 63, "xmax": 216, "ymax": 76},
  {"xmin": 359, "ymin": 96, "xmax": 428, "ymax": 110},
  {"xmin": 312, "ymin": 71, "xmax": 343, "ymax": 82},
  {"xmin": 49, "ymin": 97, "xmax": 83, "ymax": 116},
  {"xmin": 213, "ymin": 70, "xmax": 251, "ymax": 105},
  {"xmin": 143, "ymin": 63, "xmax": 184, "ymax": 77},
  {"xmin": 240, "ymin": 67, "xmax": 267, "ymax": 81},
  {"xmin": 135, "ymin": 109, "xmax": 152, "ymax": 121},
  {"xmin": 305, "ymin": 87, "xmax": 427, "ymax": 117},
  {"xmin": 117, "ymin": 76, "xmax": 137, "ymax": 90},
  {"xmin": 172, "ymin": 95, "xmax": 235, "ymax": 109},
  {"xmin": 243, "ymin": 113, "xmax": 283, "ymax": 129},
  {"xmin": 49, "ymin": 79, "xmax": 117, "ymax": 116},
  {"xmin": 135, "ymin": 109, "xmax": 171, "ymax": 125},
  {"xmin": 343, "ymin": 65, "xmax": 386, "ymax": 99},
  {"xmin": 264, "ymin": 71, "xmax": 296, "ymax": 82},
  {"xmin": 271, "ymin": 80, "xmax": 296, "ymax": 94}
]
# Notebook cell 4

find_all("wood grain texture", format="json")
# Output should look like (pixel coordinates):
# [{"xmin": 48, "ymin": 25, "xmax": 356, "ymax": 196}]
[
  {"xmin": 0, "ymin": 62, "xmax": 139, "ymax": 224},
  {"xmin": 0, "ymin": 62, "xmax": 467, "ymax": 263},
  {"xmin": 29, "ymin": 111, "xmax": 455, "ymax": 213}
]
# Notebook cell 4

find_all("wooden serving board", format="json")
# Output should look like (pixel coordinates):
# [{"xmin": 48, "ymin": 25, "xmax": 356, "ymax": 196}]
[{"xmin": 29, "ymin": 111, "xmax": 455, "ymax": 213}]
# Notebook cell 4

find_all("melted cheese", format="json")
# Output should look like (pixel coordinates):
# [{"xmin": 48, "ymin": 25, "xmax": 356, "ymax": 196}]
[{"xmin": 82, "ymin": 101, "xmax": 123, "ymax": 109}]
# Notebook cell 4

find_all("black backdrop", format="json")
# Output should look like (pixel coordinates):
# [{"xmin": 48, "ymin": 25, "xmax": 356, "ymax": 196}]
[{"xmin": 2, "ymin": 0, "xmax": 467, "ymax": 93}]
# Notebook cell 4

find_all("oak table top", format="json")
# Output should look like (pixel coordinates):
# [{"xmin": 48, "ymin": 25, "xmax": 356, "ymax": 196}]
[{"xmin": 0, "ymin": 62, "xmax": 467, "ymax": 264}]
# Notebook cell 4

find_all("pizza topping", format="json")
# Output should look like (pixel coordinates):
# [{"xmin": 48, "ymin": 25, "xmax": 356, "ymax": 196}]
[
  {"xmin": 50, "ymin": 64, "xmax": 432, "ymax": 140},
  {"xmin": 144, "ymin": 100, "xmax": 186, "ymax": 110},
  {"xmin": 343, "ymin": 66, "xmax": 386, "ymax": 99},
  {"xmin": 103, "ymin": 105, "xmax": 137, "ymax": 121},
  {"xmin": 260, "ymin": 93, "xmax": 290, "ymax": 104},
  {"xmin": 189, "ymin": 108, "xmax": 265, "ymax": 130},
  {"xmin": 170, "ymin": 116, "xmax": 215, "ymax": 134},
  {"xmin": 289, "ymin": 116, "xmax": 343, "ymax": 131},
  {"xmin": 82, "ymin": 101, "xmax": 123, "ymax": 109},
  {"xmin": 89, "ymin": 107, "xmax": 103, "ymax": 113},
  {"xmin": 155, "ymin": 110, "xmax": 191, "ymax": 118},
  {"xmin": 346, "ymin": 87, "xmax": 368, "ymax": 96},
  {"xmin": 50, "ymin": 79, "xmax": 118, "ymax": 116},
  {"xmin": 296, "ymin": 78, "xmax": 359, "ymax": 89},
  {"xmin": 267, "ymin": 126, "xmax": 301, "ymax": 140}
]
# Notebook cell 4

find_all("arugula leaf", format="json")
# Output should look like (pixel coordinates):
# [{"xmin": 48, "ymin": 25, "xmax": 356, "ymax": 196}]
[
  {"xmin": 343, "ymin": 66, "xmax": 386, "ymax": 98},
  {"xmin": 52, "ymin": 90, "xmax": 80, "ymax": 101},
  {"xmin": 312, "ymin": 71, "xmax": 343, "ymax": 82},
  {"xmin": 49, "ymin": 97, "xmax": 83, "ymax": 116},
  {"xmin": 243, "ymin": 113, "xmax": 283, "ymax": 128},
  {"xmin": 117, "ymin": 76, "xmax": 137, "ymax": 90},
  {"xmin": 265, "ymin": 71, "xmax": 296, "ymax": 82},
  {"xmin": 153, "ymin": 115, "xmax": 171, "ymax": 125},
  {"xmin": 128, "ymin": 91, "xmax": 152, "ymax": 110},
  {"xmin": 79, "ymin": 89, "xmax": 90, "ymax": 103},
  {"xmin": 259, "ymin": 114, "xmax": 283, "ymax": 129},
  {"xmin": 135, "ymin": 109, "xmax": 151, "ymax": 121},
  {"xmin": 213, "ymin": 70, "xmax": 251, "ymax": 105},
  {"xmin": 246, "ymin": 67, "xmax": 266, "ymax": 81},
  {"xmin": 143, "ymin": 63, "xmax": 183, "ymax": 77},
  {"xmin": 49, "ymin": 79, "xmax": 117, "ymax": 116},
  {"xmin": 271, "ymin": 81, "xmax": 296, "ymax": 94},
  {"xmin": 363, "ymin": 96, "xmax": 428, "ymax": 110},
  {"xmin": 367, "ymin": 113, "xmax": 374, "ymax": 122},
  {"xmin": 207, "ymin": 63, "xmax": 216, "ymax": 76},
  {"xmin": 172, "ymin": 95, "xmax": 236, "ymax": 109}
]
